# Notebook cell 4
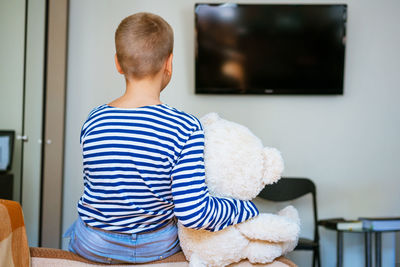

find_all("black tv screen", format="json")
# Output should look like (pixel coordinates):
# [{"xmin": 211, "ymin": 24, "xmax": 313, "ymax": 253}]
[{"xmin": 195, "ymin": 4, "xmax": 347, "ymax": 94}]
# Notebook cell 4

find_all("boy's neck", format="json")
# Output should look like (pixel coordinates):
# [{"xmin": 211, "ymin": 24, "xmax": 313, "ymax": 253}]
[{"xmin": 109, "ymin": 76, "xmax": 163, "ymax": 108}]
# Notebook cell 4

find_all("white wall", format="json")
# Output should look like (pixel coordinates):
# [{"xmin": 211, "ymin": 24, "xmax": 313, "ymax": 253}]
[{"xmin": 63, "ymin": 0, "xmax": 400, "ymax": 266}]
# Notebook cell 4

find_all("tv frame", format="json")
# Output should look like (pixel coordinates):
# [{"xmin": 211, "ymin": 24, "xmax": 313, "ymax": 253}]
[{"xmin": 194, "ymin": 3, "xmax": 347, "ymax": 95}]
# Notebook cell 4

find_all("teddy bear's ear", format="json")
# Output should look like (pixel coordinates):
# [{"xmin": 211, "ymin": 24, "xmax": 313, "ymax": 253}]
[
  {"xmin": 262, "ymin": 147, "xmax": 284, "ymax": 185},
  {"xmin": 200, "ymin": 113, "xmax": 220, "ymax": 126}
]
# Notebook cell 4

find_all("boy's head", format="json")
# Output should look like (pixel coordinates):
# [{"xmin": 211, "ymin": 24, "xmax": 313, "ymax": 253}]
[{"xmin": 115, "ymin": 12, "xmax": 174, "ymax": 80}]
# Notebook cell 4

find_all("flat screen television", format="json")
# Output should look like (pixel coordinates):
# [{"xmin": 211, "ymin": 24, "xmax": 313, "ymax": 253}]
[{"xmin": 195, "ymin": 4, "xmax": 347, "ymax": 94}]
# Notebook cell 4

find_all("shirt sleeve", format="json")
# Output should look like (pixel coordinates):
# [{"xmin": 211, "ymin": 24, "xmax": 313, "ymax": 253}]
[{"xmin": 170, "ymin": 129, "xmax": 259, "ymax": 231}]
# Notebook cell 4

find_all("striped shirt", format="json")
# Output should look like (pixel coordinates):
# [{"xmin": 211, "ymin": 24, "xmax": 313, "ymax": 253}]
[{"xmin": 77, "ymin": 103, "xmax": 259, "ymax": 234}]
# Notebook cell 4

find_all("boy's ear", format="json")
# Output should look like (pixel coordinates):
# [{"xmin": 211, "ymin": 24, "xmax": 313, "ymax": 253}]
[
  {"xmin": 114, "ymin": 54, "xmax": 124, "ymax": 74},
  {"xmin": 165, "ymin": 53, "xmax": 173, "ymax": 76}
]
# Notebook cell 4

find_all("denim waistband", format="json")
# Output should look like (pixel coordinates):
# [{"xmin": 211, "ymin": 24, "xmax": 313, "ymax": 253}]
[{"xmin": 84, "ymin": 217, "xmax": 177, "ymax": 237}]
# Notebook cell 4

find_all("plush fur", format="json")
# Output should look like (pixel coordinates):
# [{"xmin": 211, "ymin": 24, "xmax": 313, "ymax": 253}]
[{"xmin": 178, "ymin": 113, "xmax": 300, "ymax": 267}]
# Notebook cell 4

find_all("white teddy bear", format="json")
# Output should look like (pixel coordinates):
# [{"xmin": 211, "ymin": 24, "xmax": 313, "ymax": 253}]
[{"xmin": 178, "ymin": 113, "xmax": 300, "ymax": 267}]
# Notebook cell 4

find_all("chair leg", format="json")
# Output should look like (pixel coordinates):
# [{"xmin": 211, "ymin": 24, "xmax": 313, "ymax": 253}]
[
  {"xmin": 316, "ymin": 247, "xmax": 321, "ymax": 267},
  {"xmin": 312, "ymin": 250, "xmax": 316, "ymax": 267}
]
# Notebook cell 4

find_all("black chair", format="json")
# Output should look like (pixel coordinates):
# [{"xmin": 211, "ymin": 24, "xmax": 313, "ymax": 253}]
[{"xmin": 258, "ymin": 177, "xmax": 321, "ymax": 267}]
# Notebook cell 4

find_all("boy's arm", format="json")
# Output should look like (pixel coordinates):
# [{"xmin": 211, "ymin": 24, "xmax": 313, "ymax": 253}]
[{"xmin": 171, "ymin": 129, "xmax": 259, "ymax": 231}]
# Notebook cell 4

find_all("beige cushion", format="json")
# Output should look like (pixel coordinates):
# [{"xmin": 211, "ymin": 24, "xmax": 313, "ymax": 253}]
[
  {"xmin": 30, "ymin": 248, "xmax": 187, "ymax": 265},
  {"xmin": 30, "ymin": 247, "xmax": 296, "ymax": 267},
  {"xmin": 31, "ymin": 257, "xmax": 188, "ymax": 267}
]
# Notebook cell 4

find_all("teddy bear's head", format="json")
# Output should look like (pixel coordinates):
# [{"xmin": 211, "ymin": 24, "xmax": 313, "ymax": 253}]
[{"xmin": 201, "ymin": 113, "xmax": 284, "ymax": 200}]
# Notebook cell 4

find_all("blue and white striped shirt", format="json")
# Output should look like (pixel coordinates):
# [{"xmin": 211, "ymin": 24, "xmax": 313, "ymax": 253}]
[{"xmin": 77, "ymin": 104, "xmax": 259, "ymax": 234}]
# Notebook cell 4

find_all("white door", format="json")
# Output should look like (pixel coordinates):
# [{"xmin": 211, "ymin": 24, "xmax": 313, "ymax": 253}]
[{"xmin": 0, "ymin": 0, "xmax": 46, "ymax": 246}]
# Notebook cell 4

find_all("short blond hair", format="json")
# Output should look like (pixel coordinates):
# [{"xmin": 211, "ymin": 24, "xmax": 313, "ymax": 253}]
[{"xmin": 115, "ymin": 12, "xmax": 173, "ymax": 79}]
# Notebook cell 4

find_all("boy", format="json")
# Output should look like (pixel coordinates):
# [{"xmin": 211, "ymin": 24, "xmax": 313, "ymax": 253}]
[{"xmin": 65, "ymin": 12, "xmax": 259, "ymax": 264}]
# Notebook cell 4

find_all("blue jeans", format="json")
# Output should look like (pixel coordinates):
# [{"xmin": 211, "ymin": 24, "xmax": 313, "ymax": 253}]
[{"xmin": 64, "ymin": 217, "xmax": 181, "ymax": 264}]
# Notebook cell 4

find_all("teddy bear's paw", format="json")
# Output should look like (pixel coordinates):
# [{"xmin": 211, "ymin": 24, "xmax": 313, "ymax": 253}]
[
  {"xmin": 243, "ymin": 241, "xmax": 282, "ymax": 264},
  {"xmin": 277, "ymin": 205, "xmax": 300, "ymax": 225},
  {"xmin": 276, "ymin": 207, "xmax": 300, "ymax": 255},
  {"xmin": 281, "ymin": 239, "xmax": 299, "ymax": 255},
  {"xmin": 189, "ymin": 253, "xmax": 208, "ymax": 267},
  {"xmin": 237, "ymin": 213, "xmax": 299, "ymax": 243},
  {"xmin": 262, "ymin": 147, "xmax": 284, "ymax": 185}
]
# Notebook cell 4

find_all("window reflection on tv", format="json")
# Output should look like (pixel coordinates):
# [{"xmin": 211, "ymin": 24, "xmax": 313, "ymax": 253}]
[{"xmin": 195, "ymin": 4, "xmax": 347, "ymax": 95}]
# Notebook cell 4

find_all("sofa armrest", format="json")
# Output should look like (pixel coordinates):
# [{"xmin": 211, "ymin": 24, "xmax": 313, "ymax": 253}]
[{"xmin": 0, "ymin": 199, "xmax": 30, "ymax": 267}]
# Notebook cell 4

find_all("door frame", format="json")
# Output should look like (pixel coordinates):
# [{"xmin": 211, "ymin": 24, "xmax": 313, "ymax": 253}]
[{"xmin": 40, "ymin": 0, "xmax": 69, "ymax": 248}]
